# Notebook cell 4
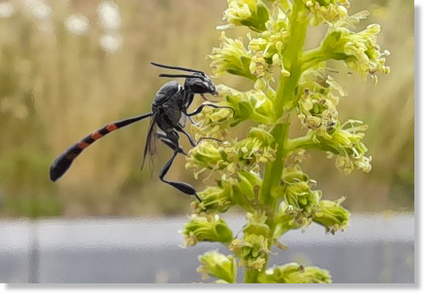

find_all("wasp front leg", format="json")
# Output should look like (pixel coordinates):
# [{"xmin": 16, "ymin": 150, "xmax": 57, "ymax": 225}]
[{"xmin": 185, "ymin": 103, "xmax": 235, "ymax": 118}]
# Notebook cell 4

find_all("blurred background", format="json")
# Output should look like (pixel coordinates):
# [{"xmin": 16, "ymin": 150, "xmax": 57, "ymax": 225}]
[{"xmin": 0, "ymin": 0, "xmax": 413, "ymax": 218}]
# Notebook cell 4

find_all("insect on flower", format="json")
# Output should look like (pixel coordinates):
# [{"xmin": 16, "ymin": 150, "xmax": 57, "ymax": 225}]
[{"xmin": 49, "ymin": 62, "xmax": 233, "ymax": 201}]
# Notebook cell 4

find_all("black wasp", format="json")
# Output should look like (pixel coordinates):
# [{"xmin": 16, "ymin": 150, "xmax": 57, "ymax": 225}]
[{"xmin": 49, "ymin": 62, "xmax": 232, "ymax": 201}]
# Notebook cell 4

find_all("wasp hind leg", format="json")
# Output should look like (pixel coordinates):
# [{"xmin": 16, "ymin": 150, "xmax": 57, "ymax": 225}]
[
  {"xmin": 159, "ymin": 138, "xmax": 201, "ymax": 202},
  {"xmin": 156, "ymin": 132, "xmax": 187, "ymax": 155}
]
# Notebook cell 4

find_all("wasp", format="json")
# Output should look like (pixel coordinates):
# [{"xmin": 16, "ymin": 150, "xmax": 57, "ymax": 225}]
[{"xmin": 49, "ymin": 62, "xmax": 232, "ymax": 201}]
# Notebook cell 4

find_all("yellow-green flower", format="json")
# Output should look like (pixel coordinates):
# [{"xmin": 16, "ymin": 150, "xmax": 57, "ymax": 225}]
[
  {"xmin": 246, "ymin": 4, "xmax": 291, "ymax": 77},
  {"xmin": 195, "ymin": 182, "xmax": 235, "ymax": 213},
  {"xmin": 181, "ymin": 214, "xmax": 233, "ymax": 247},
  {"xmin": 242, "ymin": 211, "xmax": 270, "ymax": 236},
  {"xmin": 191, "ymin": 103, "xmax": 234, "ymax": 139},
  {"xmin": 209, "ymin": 31, "xmax": 255, "ymax": 79},
  {"xmin": 229, "ymin": 212, "xmax": 270, "ymax": 271},
  {"xmin": 197, "ymin": 251, "xmax": 237, "ymax": 283},
  {"xmin": 309, "ymin": 119, "xmax": 372, "ymax": 174},
  {"xmin": 221, "ymin": 0, "xmax": 270, "ymax": 32},
  {"xmin": 230, "ymin": 235, "xmax": 269, "ymax": 271},
  {"xmin": 185, "ymin": 140, "xmax": 228, "ymax": 179},
  {"xmin": 321, "ymin": 25, "xmax": 390, "ymax": 82},
  {"xmin": 274, "ymin": 201, "xmax": 311, "ymax": 238},
  {"xmin": 313, "ymin": 197, "xmax": 350, "ymax": 233},
  {"xmin": 221, "ymin": 85, "xmax": 275, "ymax": 124},
  {"xmin": 259, "ymin": 263, "xmax": 332, "ymax": 283},
  {"xmin": 186, "ymin": 125, "xmax": 276, "ymax": 180},
  {"xmin": 284, "ymin": 179, "xmax": 321, "ymax": 214},
  {"xmin": 303, "ymin": 0, "xmax": 349, "ymax": 26}
]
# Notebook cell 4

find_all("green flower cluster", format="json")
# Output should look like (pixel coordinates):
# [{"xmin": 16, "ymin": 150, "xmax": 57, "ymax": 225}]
[
  {"xmin": 259, "ymin": 263, "xmax": 332, "ymax": 283},
  {"xmin": 302, "ymin": 0, "xmax": 349, "ymax": 26},
  {"xmin": 229, "ymin": 212, "xmax": 271, "ymax": 271},
  {"xmin": 197, "ymin": 251, "xmax": 237, "ymax": 283},
  {"xmin": 302, "ymin": 9, "xmax": 390, "ymax": 83},
  {"xmin": 220, "ymin": 0, "xmax": 270, "ymax": 32},
  {"xmin": 181, "ymin": 214, "xmax": 233, "ymax": 246},
  {"xmin": 182, "ymin": 0, "xmax": 388, "ymax": 283}
]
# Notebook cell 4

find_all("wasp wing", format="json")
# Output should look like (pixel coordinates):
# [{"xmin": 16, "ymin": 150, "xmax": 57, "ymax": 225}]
[{"xmin": 141, "ymin": 112, "xmax": 159, "ymax": 176}]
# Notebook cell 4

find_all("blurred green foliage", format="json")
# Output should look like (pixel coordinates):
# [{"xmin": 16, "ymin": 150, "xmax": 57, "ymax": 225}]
[{"xmin": 0, "ymin": 0, "xmax": 413, "ymax": 218}]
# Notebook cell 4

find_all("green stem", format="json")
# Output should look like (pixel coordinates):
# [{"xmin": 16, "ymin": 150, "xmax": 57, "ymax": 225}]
[
  {"xmin": 261, "ymin": 0, "xmax": 309, "ymax": 207},
  {"xmin": 301, "ymin": 47, "xmax": 328, "ymax": 71},
  {"xmin": 244, "ymin": 268, "xmax": 260, "ymax": 283},
  {"xmin": 248, "ymin": 0, "xmax": 309, "ymax": 283},
  {"xmin": 287, "ymin": 133, "xmax": 316, "ymax": 150}
]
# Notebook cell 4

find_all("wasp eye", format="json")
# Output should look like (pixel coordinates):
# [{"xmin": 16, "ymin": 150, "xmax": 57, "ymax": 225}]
[{"xmin": 190, "ymin": 81, "xmax": 208, "ymax": 93}]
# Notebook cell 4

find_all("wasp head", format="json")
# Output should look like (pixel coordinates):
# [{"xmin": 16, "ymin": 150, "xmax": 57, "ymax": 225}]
[
  {"xmin": 184, "ymin": 72, "xmax": 218, "ymax": 96},
  {"xmin": 151, "ymin": 62, "xmax": 218, "ymax": 97}
]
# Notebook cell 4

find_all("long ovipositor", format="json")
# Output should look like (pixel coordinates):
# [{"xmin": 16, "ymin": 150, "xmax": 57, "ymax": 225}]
[{"xmin": 49, "ymin": 113, "xmax": 152, "ymax": 182}]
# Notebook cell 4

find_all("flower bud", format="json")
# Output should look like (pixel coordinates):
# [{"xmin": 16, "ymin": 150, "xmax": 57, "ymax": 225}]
[
  {"xmin": 209, "ymin": 32, "xmax": 255, "ymax": 79},
  {"xmin": 197, "ymin": 250, "xmax": 237, "ymax": 283},
  {"xmin": 229, "ymin": 235, "xmax": 268, "ymax": 271},
  {"xmin": 196, "ymin": 183, "xmax": 235, "ymax": 213},
  {"xmin": 303, "ymin": 0, "xmax": 350, "ymax": 26},
  {"xmin": 236, "ymin": 170, "xmax": 262, "ymax": 201},
  {"xmin": 312, "ymin": 119, "xmax": 372, "ymax": 174},
  {"xmin": 313, "ymin": 197, "xmax": 350, "ymax": 233},
  {"xmin": 320, "ymin": 24, "xmax": 390, "ymax": 81},
  {"xmin": 222, "ymin": 86, "xmax": 275, "ymax": 124},
  {"xmin": 274, "ymin": 201, "xmax": 310, "ymax": 238},
  {"xmin": 181, "ymin": 214, "xmax": 233, "ymax": 247},
  {"xmin": 243, "ymin": 211, "xmax": 270, "ymax": 237},
  {"xmin": 259, "ymin": 263, "xmax": 332, "ymax": 283},
  {"xmin": 229, "ymin": 212, "xmax": 270, "ymax": 271},
  {"xmin": 222, "ymin": 0, "xmax": 270, "ymax": 32},
  {"xmin": 191, "ymin": 102, "xmax": 234, "ymax": 139},
  {"xmin": 284, "ymin": 180, "xmax": 321, "ymax": 214},
  {"xmin": 247, "ymin": 126, "xmax": 276, "ymax": 146}
]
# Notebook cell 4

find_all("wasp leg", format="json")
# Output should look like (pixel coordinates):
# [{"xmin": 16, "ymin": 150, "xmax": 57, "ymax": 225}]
[
  {"xmin": 200, "ymin": 94, "xmax": 220, "ymax": 103},
  {"xmin": 179, "ymin": 113, "xmax": 187, "ymax": 129},
  {"xmin": 189, "ymin": 116, "xmax": 196, "ymax": 125},
  {"xmin": 179, "ymin": 113, "xmax": 197, "ymax": 128},
  {"xmin": 174, "ymin": 125, "xmax": 221, "ymax": 148},
  {"xmin": 185, "ymin": 103, "xmax": 235, "ymax": 117},
  {"xmin": 157, "ymin": 132, "xmax": 186, "ymax": 155},
  {"xmin": 174, "ymin": 125, "xmax": 197, "ymax": 147},
  {"xmin": 159, "ymin": 150, "xmax": 201, "ymax": 202}
]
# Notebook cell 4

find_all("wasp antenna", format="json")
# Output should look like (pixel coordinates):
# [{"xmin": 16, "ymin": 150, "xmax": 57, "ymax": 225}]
[
  {"xmin": 158, "ymin": 74, "xmax": 198, "ymax": 79},
  {"xmin": 151, "ymin": 62, "xmax": 203, "ymax": 74}
]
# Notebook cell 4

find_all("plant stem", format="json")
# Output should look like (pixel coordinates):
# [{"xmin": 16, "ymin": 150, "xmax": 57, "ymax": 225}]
[
  {"xmin": 301, "ymin": 46, "xmax": 327, "ymax": 71},
  {"xmin": 248, "ymin": 0, "xmax": 309, "ymax": 283},
  {"xmin": 244, "ymin": 268, "xmax": 260, "ymax": 283},
  {"xmin": 261, "ymin": 0, "xmax": 308, "ymax": 208},
  {"xmin": 287, "ymin": 133, "xmax": 315, "ymax": 150}
]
